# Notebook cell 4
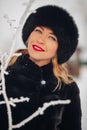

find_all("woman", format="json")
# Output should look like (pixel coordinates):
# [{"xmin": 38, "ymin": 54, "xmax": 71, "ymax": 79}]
[{"xmin": 0, "ymin": 5, "xmax": 82, "ymax": 130}]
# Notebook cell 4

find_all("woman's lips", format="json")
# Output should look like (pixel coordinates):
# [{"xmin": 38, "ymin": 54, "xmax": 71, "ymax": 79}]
[{"xmin": 32, "ymin": 45, "xmax": 44, "ymax": 52}]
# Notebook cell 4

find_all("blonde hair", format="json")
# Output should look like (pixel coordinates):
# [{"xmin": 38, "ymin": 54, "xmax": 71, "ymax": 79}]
[
  {"xmin": 52, "ymin": 56, "xmax": 73, "ymax": 89},
  {"xmin": 8, "ymin": 49, "xmax": 74, "ymax": 90}
]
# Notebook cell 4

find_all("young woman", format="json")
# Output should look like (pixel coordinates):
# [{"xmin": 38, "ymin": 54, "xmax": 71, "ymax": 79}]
[{"xmin": 0, "ymin": 5, "xmax": 82, "ymax": 130}]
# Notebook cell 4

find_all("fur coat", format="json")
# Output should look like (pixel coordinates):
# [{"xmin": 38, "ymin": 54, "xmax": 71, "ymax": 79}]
[{"xmin": 0, "ymin": 54, "xmax": 82, "ymax": 130}]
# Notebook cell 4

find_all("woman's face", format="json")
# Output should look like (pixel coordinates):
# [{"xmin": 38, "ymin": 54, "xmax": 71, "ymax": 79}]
[{"xmin": 27, "ymin": 26, "xmax": 58, "ymax": 66}]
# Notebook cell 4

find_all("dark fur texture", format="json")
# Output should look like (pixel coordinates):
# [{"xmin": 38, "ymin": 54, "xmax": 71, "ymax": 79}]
[
  {"xmin": 22, "ymin": 5, "xmax": 79, "ymax": 64},
  {"xmin": 0, "ymin": 54, "xmax": 82, "ymax": 130}
]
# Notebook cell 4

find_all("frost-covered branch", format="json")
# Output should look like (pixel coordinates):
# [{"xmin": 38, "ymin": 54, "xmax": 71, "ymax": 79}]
[
  {"xmin": 12, "ymin": 99, "xmax": 71, "ymax": 129},
  {"xmin": 0, "ymin": 1, "xmax": 36, "ymax": 130},
  {"xmin": 0, "ymin": 55, "xmax": 13, "ymax": 130},
  {"xmin": 0, "ymin": 97, "xmax": 30, "ymax": 107},
  {"xmin": 4, "ymin": 0, "xmax": 36, "ymax": 70}
]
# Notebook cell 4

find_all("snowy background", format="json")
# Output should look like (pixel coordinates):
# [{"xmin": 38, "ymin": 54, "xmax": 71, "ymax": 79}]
[{"xmin": 0, "ymin": 0, "xmax": 87, "ymax": 130}]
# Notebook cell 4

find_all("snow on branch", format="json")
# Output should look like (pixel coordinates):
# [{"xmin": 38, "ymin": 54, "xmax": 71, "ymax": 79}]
[
  {"xmin": 0, "ymin": 1, "xmax": 36, "ymax": 130},
  {"xmin": 12, "ymin": 99, "xmax": 71, "ymax": 129},
  {"xmin": 0, "ymin": 97, "xmax": 30, "ymax": 107}
]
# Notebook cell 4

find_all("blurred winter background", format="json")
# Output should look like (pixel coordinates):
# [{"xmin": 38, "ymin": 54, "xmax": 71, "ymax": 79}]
[{"xmin": 0, "ymin": 0, "xmax": 87, "ymax": 129}]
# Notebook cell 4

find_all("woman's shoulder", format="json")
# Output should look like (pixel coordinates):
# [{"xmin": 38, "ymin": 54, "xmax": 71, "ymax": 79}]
[
  {"xmin": 58, "ymin": 81, "xmax": 80, "ymax": 99},
  {"xmin": 66, "ymin": 81, "xmax": 80, "ymax": 93}
]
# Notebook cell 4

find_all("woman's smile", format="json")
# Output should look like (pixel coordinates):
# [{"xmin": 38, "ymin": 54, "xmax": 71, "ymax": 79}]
[{"xmin": 32, "ymin": 44, "xmax": 45, "ymax": 52}]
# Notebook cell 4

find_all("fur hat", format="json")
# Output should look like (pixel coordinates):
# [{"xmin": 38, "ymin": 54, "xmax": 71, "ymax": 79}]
[{"xmin": 22, "ymin": 5, "xmax": 79, "ymax": 64}]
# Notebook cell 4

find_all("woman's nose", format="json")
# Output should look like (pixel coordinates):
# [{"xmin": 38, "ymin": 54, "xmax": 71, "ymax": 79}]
[{"xmin": 37, "ymin": 35, "xmax": 46, "ymax": 44}]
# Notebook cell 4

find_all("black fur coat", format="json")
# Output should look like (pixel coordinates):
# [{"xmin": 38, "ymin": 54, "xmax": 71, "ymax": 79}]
[{"xmin": 0, "ymin": 54, "xmax": 82, "ymax": 130}]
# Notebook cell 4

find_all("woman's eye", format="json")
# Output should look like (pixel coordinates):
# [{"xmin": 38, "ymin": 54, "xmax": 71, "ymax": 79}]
[{"xmin": 49, "ymin": 36, "xmax": 57, "ymax": 42}]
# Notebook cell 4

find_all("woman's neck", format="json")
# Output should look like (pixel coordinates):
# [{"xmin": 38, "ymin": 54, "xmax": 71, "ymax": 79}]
[{"xmin": 29, "ymin": 57, "xmax": 51, "ymax": 67}]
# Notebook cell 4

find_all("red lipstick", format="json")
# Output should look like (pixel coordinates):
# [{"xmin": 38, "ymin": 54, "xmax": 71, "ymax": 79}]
[{"xmin": 32, "ymin": 45, "xmax": 44, "ymax": 52}]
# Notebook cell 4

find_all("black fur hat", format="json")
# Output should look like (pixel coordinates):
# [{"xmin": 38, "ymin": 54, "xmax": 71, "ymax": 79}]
[{"xmin": 22, "ymin": 5, "xmax": 79, "ymax": 64}]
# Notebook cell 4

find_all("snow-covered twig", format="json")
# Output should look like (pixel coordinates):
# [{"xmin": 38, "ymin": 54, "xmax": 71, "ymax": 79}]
[
  {"xmin": 0, "ymin": 60, "xmax": 13, "ymax": 130},
  {"xmin": 3, "ymin": 14, "xmax": 14, "ymax": 35},
  {"xmin": 0, "ymin": 1, "xmax": 36, "ymax": 129},
  {"xmin": 12, "ymin": 99, "xmax": 71, "ymax": 129},
  {"xmin": 0, "ymin": 97, "xmax": 30, "ymax": 107},
  {"xmin": 4, "ymin": 0, "xmax": 36, "ymax": 71}
]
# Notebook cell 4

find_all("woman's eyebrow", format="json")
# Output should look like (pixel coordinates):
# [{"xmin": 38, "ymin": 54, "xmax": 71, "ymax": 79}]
[
  {"xmin": 49, "ymin": 32, "xmax": 54, "ymax": 35},
  {"xmin": 37, "ymin": 26, "xmax": 44, "ymax": 30}
]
